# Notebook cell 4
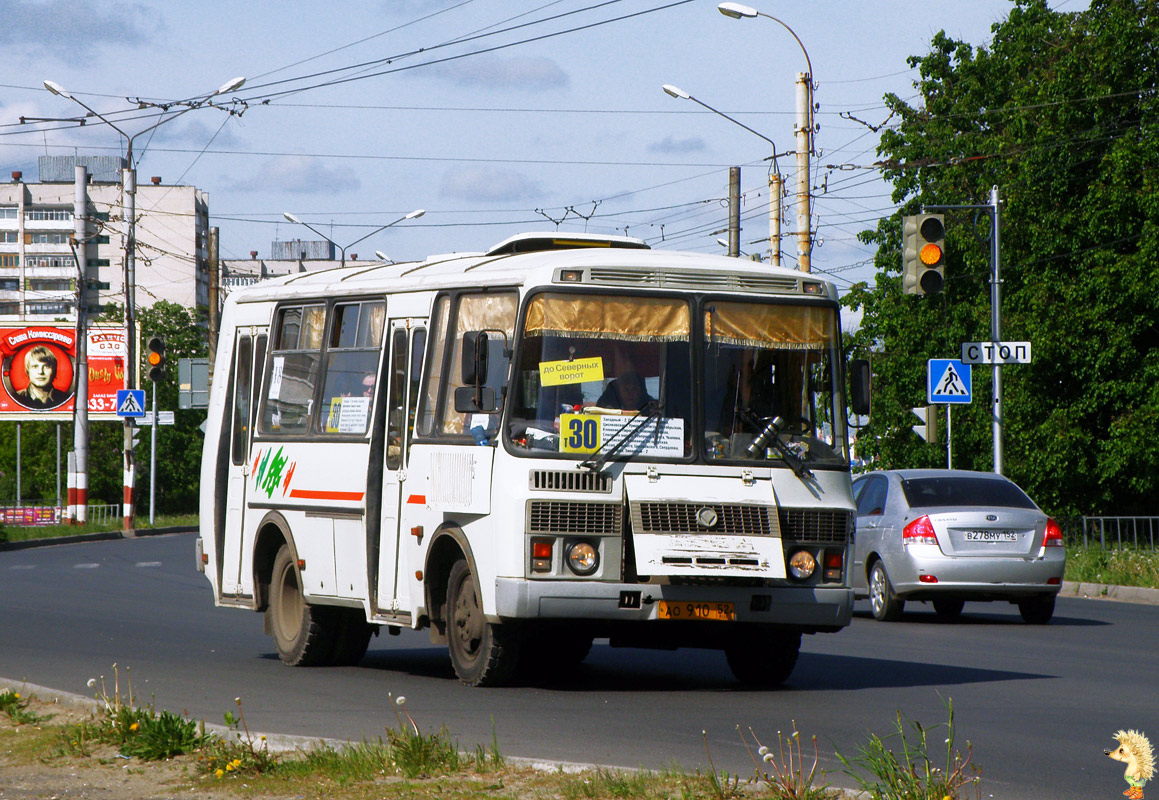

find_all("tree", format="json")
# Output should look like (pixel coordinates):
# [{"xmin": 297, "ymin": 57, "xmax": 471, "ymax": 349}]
[{"xmin": 844, "ymin": 0, "xmax": 1159, "ymax": 516}]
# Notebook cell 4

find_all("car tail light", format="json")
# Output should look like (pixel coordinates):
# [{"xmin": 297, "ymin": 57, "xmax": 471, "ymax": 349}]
[
  {"xmin": 918, "ymin": 574, "xmax": 939, "ymax": 583},
  {"xmin": 1043, "ymin": 518, "xmax": 1064, "ymax": 547},
  {"xmin": 903, "ymin": 515, "xmax": 938, "ymax": 545}
]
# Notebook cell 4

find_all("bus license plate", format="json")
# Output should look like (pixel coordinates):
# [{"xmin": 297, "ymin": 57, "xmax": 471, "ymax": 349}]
[{"xmin": 656, "ymin": 601, "xmax": 735, "ymax": 621}]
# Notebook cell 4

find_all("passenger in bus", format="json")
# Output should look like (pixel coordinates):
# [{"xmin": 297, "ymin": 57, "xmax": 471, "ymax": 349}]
[
  {"xmin": 360, "ymin": 373, "xmax": 376, "ymax": 398},
  {"xmin": 597, "ymin": 371, "xmax": 653, "ymax": 411}
]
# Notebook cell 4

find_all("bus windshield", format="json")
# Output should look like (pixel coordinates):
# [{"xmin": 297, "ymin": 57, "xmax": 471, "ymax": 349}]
[
  {"xmin": 701, "ymin": 300, "xmax": 847, "ymax": 467},
  {"xmin": 506, "ymin": 291, "xmax": 848, "ymax": 467},
  {"xmin": 508, "ymin": 292, "xmax": 693, "ymax": 458}
]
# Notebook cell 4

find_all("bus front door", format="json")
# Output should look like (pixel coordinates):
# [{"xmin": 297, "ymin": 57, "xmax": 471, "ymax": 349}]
[
  {"xmin": 375, "ymin": 320, "xmax": 425, "ymax": 616},
  {"xmin": 221, "ymin": 329, "xmax": 266, "ymax": 598}
]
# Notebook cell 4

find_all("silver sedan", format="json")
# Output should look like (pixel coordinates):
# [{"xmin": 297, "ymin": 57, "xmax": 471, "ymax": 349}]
[{"xmin": 851, "ymin": 469, "xmax": 1065, "ymax": 623}]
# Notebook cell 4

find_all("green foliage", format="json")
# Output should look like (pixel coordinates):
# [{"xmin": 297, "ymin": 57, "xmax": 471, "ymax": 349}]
[
  {"xmin": 836, "ymin": 698, "xmax": 980, "ymax": 800},
  {"xmin": 844, "ymin": 0, "xmax": 1159, "ymax": 515},
  {"xmin": 1065, "ymin": 546, "xmax": 1159, "ymax": 587},
  {"xmin": 0, "ymin": 689, "xmax": 43, "ymax": 725},
  {"xmin": 60, "ymin": 664, "xmax": 204, "ymax": 761}
]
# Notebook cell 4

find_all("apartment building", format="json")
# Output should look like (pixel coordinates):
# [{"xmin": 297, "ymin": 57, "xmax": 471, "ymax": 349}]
[{"xmin": 0, "ymin": 156, "xmax": 211, "ymax": 321}]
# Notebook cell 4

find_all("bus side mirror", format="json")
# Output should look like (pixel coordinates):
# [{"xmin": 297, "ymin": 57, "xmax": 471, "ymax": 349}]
[
  {"xmin": 461, "ymin": 331, "xmax": 489, "ymax": 385},
  {"xmin": 454, "ymin": 385, "xmax": 498, "ymax": 413},
  {"xmin": 849, "ymin": 358, "xmax": 871, "ymax": 416}
]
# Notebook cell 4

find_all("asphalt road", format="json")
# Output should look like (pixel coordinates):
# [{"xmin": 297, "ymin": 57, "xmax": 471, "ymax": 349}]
[{"xmin": 1, "ymin": 532, "xmax": 1154, "ymax": 800}]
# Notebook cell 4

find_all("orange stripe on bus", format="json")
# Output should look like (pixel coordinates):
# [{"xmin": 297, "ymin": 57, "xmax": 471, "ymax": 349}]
[
  {"xmin": 407, "ymin": 495, "xmax": 426, "ymax": 505},
  {"xmin": 288, "ymin": 489, "xmax": 365, "ymax": 502}
]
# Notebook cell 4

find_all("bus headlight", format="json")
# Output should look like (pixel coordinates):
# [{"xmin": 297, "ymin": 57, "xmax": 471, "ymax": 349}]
[
  {"xmin": 787, "ymin": 550, "xmax": 817, "ymax": 580},
  {"xmin": 565, "ymin": 541, "xmax": 599, "ymax": 576}
]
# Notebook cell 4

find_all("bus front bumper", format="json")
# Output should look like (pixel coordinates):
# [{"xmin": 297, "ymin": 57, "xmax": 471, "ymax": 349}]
[{"xmin": 493, "ymin": 578, "xmax": 852, "ymax": 632}]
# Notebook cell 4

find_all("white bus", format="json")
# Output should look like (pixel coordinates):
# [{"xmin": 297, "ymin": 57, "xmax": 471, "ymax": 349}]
[{"xmin": 197, "ymin": 232, "xmax": 871, "ymax": 686}]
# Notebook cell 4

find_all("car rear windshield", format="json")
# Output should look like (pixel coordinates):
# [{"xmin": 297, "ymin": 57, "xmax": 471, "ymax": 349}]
[{"xmin": 900, "ymin": 477, "xmax": 1037, "ymax": 509}]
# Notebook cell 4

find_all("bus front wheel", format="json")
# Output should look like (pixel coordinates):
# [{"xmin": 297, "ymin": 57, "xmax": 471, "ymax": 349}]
[
  {"xmin": 725, "ymin": 630, "xmax": 801, "ymax": 687},
  {"xmin": 445, "ymin": 559, "xmax": 520, "ymax": 686},
  {"xmin": 267, "ymin": 544, "xmax": 336, "ymax": 666}
]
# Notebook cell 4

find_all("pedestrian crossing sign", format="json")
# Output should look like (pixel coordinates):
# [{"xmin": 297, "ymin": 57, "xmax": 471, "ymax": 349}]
[
  {"xmin": 116, "ymin": 389, "xmax": 147, "ymax": 417},
  {"xmin": 928, "ymin": 359, "xmax": 972, "ymax": 404}
]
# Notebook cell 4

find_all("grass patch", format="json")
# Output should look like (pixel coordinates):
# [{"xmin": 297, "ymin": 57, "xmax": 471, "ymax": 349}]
[
  {"xmin": 0, "ymin": 513, "xmax": 198, "ymax": 544},
  {"xmin": 1065, "ymin": 546, "xmax": 1159, "ymax": 588}
]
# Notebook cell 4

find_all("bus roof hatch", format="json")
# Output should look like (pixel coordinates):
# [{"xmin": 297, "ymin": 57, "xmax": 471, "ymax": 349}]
[{"xmin": 485, "ymin": 231, "xmax": 650, "ymax": 256}]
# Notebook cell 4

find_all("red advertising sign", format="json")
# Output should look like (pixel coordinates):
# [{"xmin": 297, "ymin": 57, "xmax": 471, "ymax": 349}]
[{"xmin": 0, "ymin": 326, "xmax": 126, "ymax": 420}]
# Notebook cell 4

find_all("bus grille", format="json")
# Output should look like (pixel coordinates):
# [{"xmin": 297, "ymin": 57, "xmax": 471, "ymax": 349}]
[
  {"xmin": 779, "ymin": 508, "xmax": 852, "ymax": 543},
  {"xmin": 631, "ymin": 502, "xmax": 779, "ymax": 536},
  {"xmin": 587, "ymin": 267, "xmax": 800, "ymax": 294},
  {"xmin": 529, "ymin": 470, "xmax": 613, "ymax": 493},
  {"xmin": 527, "ymin": 501, "xmax": 622, "ymax": 535}
]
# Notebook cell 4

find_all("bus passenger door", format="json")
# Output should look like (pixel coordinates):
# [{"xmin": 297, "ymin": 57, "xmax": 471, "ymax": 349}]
[
  {"xmin": 221, "ymin": 330, "xmax": 266, "ymax": 598},
  {"xmin": 375, "ymin": 321, "xmax": 426, "ymax": 614}
]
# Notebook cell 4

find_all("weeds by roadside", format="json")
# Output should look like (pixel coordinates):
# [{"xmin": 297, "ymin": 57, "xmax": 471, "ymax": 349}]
[
  {"xmin": 835, "ymin": 697, "xmax": 980, "ymax": 800},
  {"xmin": 1066, "ymin": 546, "xmax": 1159, "ymax": 588},
  {"xmin": 4, "ymin": 668, "xmax": 988, "ymax": 800}
]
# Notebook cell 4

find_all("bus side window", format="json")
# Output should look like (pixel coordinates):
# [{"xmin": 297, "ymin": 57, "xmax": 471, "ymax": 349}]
[
  {"xmin": 230, "ymin": 336, "xmax": 252, "ymax": 465},
  {"xmin": 319, "ymin": 301, "xmax": 384, "ymax": 436},
  {"xmin": 386, "ymin": 328, "xmax": 408, "ymax": 469},
  {"xmin": 260, "ymin": 304, "xmax": 325, "ymax": 434}
]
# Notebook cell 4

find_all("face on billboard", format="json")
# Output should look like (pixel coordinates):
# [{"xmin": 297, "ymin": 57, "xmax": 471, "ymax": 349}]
[{"xmin": 1, "ymin": 329, "xmax": 76, "ymax": 413}]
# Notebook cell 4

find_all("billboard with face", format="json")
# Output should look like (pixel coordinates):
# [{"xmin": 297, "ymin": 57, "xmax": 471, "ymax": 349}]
[{"xmin": 0, "ymin": 326, "xmax": 126, "ymax": 420}]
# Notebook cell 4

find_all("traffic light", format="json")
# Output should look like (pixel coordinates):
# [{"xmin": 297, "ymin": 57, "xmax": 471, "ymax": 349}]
[
  {"xmin": 911, "ymin": 405, "xmax": 938, "ymax": 442},
  {"xmin": 902, "ymin": 213, "xmax": 945, "ymax": 295},
  {"xmin": 146, "ymin": 335, "xmax": 166, "ymax": 382}
]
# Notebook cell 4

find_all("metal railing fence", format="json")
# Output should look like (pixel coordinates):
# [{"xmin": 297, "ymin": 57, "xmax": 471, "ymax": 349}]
[{"xmin": 1058, "ymin": 516, "xmax": 1159, "ymax": 550}]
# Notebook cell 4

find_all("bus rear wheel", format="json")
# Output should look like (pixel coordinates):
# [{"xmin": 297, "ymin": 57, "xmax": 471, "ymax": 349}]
[
  {"xmin": 267, "ymin": 544, "xmax": 336, "ymax": 666},
  {"xmin": 725, "ymin": 630, "xmax": 801, "ymax": 687},
  {"xmin": 446, "ymin": 559, "xmax": 520, "ymax": 686}
]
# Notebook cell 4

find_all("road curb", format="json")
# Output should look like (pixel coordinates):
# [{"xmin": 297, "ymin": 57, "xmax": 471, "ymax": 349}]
[
  {"xmin": 1060, "ymin": 580, "xmax": 1159, "ymax": 605},
  {"xmin": 0, "ymin": 525, "xmax": 196, "ymax": 551}
]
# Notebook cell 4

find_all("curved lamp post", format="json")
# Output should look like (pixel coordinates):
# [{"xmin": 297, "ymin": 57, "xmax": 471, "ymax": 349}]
[
  {"xmin": 663, "ymin": 84, "xmax": 782, "ymax": 266},
  {"xmin": 44, "ymin": 75, "xmax": 245, "ymax": 529},
  {"xmin": 717, "ymin": 1, "xmax": 813, "ymax": 272},
  {"xmin": 283, "ymin": 209, "xmax": 425, "ymax": 267}
]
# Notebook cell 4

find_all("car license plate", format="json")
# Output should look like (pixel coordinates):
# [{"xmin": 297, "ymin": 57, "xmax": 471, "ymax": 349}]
[
  {"xmin": 964, "ymin": 530, "xmax": 1019, "ymax": 542},
  {"xmin": 656, "ymin": 601, "xmax": 735, "ymax": 621}
]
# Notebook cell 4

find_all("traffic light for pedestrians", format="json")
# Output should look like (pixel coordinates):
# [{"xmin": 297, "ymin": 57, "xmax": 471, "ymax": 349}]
[
  {"xmin": 146, "ymin": 335, "xmax": 166, "ymax": 382},
  {"xmin": 911, "ymin": 405, "xmax": 938, "ymax": 442},
  {"xmin": 902, "ymin": 213, "xmax": 945, "ymax": 295}
]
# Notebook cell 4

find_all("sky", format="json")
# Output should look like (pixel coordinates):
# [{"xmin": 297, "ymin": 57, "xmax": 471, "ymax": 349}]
[{"xmin": 0, "ymin": 0, "xmax": 1089, "ymax": 298}]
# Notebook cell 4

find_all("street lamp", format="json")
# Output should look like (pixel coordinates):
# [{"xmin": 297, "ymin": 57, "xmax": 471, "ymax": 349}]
[
  {"xmin": 282, "ymin": 209, "xmax": 425, "ymax": 267},
  {"xmin": 44, "ymin": 75, "xmax": 245, "ymax": 529},
  {"xmin": 717, "ymin": 2, "xmax": 814, "ymax": 272},
  {"xmin": 374, "ymin": 250, "xmax": 393, "ymax": 264},
  {"xmin": 663, "ymin": 84, "xmax": 782, "ymax": 266}
]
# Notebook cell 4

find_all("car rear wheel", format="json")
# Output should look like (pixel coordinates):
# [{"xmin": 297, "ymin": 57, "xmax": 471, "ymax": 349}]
[
  {"xmin": 933, "ymin": 599, "xmax": 965, "ymax": 619},
  {"xmin": 869, "ymin": 561, "xmax": 904, "ymax": 622},
  {"xmin": 1018, "ymin": 595, "xmax": 1055, "ymax": 624}
]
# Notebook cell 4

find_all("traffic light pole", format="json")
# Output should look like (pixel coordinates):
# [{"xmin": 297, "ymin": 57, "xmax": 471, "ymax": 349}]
[
  {"xmin": 149, "ymin": 380, "xmax": 157, "ymax": 525},
  {"xmin": 924, "ymin": 185, "xmax": 1003, "ymax": 474}
]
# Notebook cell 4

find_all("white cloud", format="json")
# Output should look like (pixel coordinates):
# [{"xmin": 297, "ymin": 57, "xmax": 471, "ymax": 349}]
[
  {"xmin": 229, "ymin": 156, "xmax": 360, "ymax": 195},
  {"xmin": 647, "ymin": 135, "xmax": 706, "ymax": 154},
  {"xmin": 440, "ymin": 167, "xmax": 546, "ymax": 202},
  {"xmin": 416, "ymin": 55, "xmax": 569, "ymax": 90},
  {"xmin": 0, "ymin": 0, "xmax": 156, "ymax": 65}
]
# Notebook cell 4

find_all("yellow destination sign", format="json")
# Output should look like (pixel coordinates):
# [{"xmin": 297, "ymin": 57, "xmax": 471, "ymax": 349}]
[{"xmin": 540, "ymin": 357, "xmax": 603, "ymax": 387}]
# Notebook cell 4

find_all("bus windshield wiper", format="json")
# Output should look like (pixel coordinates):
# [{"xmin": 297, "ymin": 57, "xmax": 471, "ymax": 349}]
[
  {"xmin": 579, "ymin": 400, "xmax": 664, "ymax": 473},
  {"xmin": 740, "ymin": 412, "xmax": 814, "ymax": 481}
]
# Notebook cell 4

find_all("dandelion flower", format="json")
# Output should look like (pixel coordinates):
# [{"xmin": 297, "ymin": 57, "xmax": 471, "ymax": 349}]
[
  {"xmin": 232, "ymin": 759, "xmax": 242, "ymax": 768},
  {"xmin": 215, "ymin": 769, "xmax": 224, "ymax": 779},
  {"xmin": 226, "ymin": 764, "xmax": 234, "ymax": 772},
  {"xmin": 13, "ymin": 693, "xmax": 19, "ymax": 700},
  {"xmin": 129, "ymin": 722, "xmax": 139, "ymax": 732}
]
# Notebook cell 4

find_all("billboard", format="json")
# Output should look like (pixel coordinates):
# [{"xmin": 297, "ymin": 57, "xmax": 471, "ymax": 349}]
[{"xmin": 0, "ymin": 326, "xmax": 126, "ymax": 420}]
